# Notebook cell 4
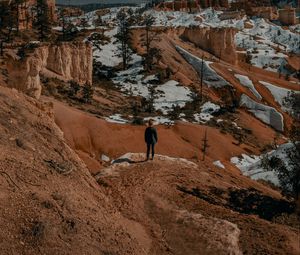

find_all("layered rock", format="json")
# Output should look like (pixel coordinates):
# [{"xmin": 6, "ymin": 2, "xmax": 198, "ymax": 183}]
[
  {"xmin": 5, "ymin": 42, "xmax": 93, "ymax": 99},
  {"xmin": 5, "ymin": 0, "xmax": 56, "ymax": 30},
  {"xmin": 181, "ymin": 26, "xmax": 238, "ymax": 64}
]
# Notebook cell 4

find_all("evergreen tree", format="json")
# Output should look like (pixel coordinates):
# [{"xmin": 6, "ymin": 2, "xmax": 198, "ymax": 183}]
[
  {"xmin": 0, "ymin": 2, "xmax": 14, "ymax": 47},
  {"xmin": 35, "ymin": 0, "xmax": 52, "ymax": 41},
  {"xmin": 262, "ymin": 91, "xmax": 300, "ymax": 199},
  {"xmin": 0, "ymin": 2, "xmax": 9, "ymax": 56},
  {"xmin": 81, "ymin": 83, "xmax": 94, "ymax": 103},
  {"xmin": 87, "ymin": 31, "xmax": 108, "ymax": 52},
  {"xmin": 115, "ymin": 8, "xmax": 132, "ymax": 70},
  {"xmin": 59, "ymin": 9, "xmax": 78, "ymax": 41},
  {"xmin": 142, "ymin": 14, "xmax": 161, "ymax": 71}
]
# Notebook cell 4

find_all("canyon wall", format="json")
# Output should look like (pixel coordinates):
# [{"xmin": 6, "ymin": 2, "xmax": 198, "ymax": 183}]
[
  {"xmin": 181, "ymin": 26, "xmax": 238, "ymax": 64},
  {"xmin": 5, "ymin": 42, "xmax": 93, "ymax": 99},
  {"xmin": 7, "ymin": 0, "xmax": 56, "ymax": 30}
]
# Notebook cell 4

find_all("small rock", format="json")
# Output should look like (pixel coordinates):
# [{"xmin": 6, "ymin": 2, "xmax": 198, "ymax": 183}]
[
  {"xmin": 101, "ymin": 154, "xmax": 110, "ymax": 162},
  {"xmin": 15, "ymin": 138, "xmax": 24, "ymax": 148}
]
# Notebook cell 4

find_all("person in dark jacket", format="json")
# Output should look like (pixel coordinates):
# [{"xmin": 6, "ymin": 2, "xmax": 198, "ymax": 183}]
[{"xmin": 144, "ymin": 119, "xmax": 158, "ymax": 160}]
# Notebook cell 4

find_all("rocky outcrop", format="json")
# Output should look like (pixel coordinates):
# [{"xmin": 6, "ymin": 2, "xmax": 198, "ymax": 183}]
[
  {"xmin": 181, "ymin": 26, "xmax": 238, "ymax": 64},
  {"xmin": 5, "ymin": 0, "xmax": 56, "ymax": 30},
  {"xmin": 5, "ymin": 42, "xmax": 93, "ymax": 99}
]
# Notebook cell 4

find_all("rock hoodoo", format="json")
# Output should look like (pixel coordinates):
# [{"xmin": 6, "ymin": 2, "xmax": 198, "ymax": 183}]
[
  {"xmin": 181, "ymin": 26, "xmax": 238, "ymax": 64},
  {"xmin": 5, "ymin": 42, "xmax": 93, "ymax": 99}
]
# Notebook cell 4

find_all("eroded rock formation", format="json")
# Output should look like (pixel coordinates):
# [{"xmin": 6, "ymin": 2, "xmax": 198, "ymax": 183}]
[
  {"xmin": 181, "ymin": 26, "xmax": 238, "ymax": 64},
  {"xmin": 4, "ymin": 0, "xmax": 56, "ymax": 30},
  {"xmin": 5, "ymin": 42, "xmax": 93, "ymax": 98}
]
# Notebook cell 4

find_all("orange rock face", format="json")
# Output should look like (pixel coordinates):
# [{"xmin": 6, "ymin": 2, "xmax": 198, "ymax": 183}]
[
  {"xmin": 279, "ymin": 8, "xmax": 298, "ymax": 25},
  {"xmin": 181, "ymin": 26, "xmax": 238, "ymax": 65},
  {"xmin": 7, "ymin": 0, "xmax": 57, "ymax": 30},
  {"xmin": 5, "ymin": 42, "xmax": 93, "ymax": 99}
]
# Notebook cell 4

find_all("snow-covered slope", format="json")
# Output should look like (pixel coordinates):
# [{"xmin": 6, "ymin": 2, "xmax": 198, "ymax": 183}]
[
  {"xmin": 234, "ymin": 74, "xmax": 262, "ymax": 100},
  {"xmin": 176, "ymin": 45, "xmax": 231, "ymax": 88},
  {"xmin": 231, "ymin": 143, "xmax": 295, "ymax": 186},
  {"xmin": 240, "ymin": 94, "xmax": 284, "ymax": 131}
]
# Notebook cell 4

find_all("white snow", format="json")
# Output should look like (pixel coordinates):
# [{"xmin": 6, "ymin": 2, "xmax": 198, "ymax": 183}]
[
  {"xmin": 176, "ymin": 45, "xmax": 231, "ymax": 88},
  {"xmin": 240, "ymin": 94, "xmax": 284, "ymax": 131},
  {"xmin": 104, "ymin": 114, "xmax": 128, "ymax": 124},
  {"xmin": 234, "ymin": 18, "xmax": 299, "ymax": 73},
  {"xmin": 231, "ymin": 143, "xmax": 295, "ymax": 186},
  {"xmin": 259, "ymin": 81, "xmax": 298, "ymax": 112},
  {"xmin": 153, "ymin": 80, "xmax": 193, "ymax": 114},
  {"xmin": 92, "ymin": 27, "xmax": 126, "ymax": 67},
  {"xmin": 213, "ymin": 160, "xmax": 225, "ymax": 169},
  {"xmin": 194, "ymin": 102, "xmax": 220, "ymax": 123},
  {"xmin": 234, "ymin": 74, "xmax": 262, "ymax": 100},
  {"xmin": 144, "ymin": 116, "xmax": 174, "ymax": 125}
]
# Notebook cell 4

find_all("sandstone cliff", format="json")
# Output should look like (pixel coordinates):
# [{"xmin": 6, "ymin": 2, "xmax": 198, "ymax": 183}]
[
  {"xmin": 181, "ymin": 26, "xmax": 238, "ymax": 64},
  {"xmin": 5, "ymin": 42, "xmax": 93, "ymax": 99},
  {"xmin": 2, "ymin": 0, "xmax": 57, "ymax": 30}
]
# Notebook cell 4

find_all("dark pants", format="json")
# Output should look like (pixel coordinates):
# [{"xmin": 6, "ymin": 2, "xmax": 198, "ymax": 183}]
[{"xmin": 146, "ymin": 143, "xmax": 155, "ymax": 159}]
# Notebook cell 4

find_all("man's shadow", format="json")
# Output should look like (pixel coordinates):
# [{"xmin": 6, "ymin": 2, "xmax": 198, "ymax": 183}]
[{"xmin": 112, "ymin": 158, "xmax": 147, "ymax": 164}]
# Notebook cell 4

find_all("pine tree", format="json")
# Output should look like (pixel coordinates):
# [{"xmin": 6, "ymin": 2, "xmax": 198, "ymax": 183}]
[
  {"xmin": 142, "ymin": 14, "xmax": 161, "ymax": 71},
  {"xmin": 0, "ymin": 2, "xmax": 14, "ymax": 48},
  {"xmin": 87, "ymin": 31, "xmax": 108, "ymax": 52},
  {"xmin": 35, "ymin": 0, "xmax": 52, "ymax": 41},
  {"xmin": 81, "ymin": 83, "xmax": 94, "ymax": 104},
  {"xmin": 262, "ymin": 91, "xmax": 300, "ymax": 199},
  {"xmin": 59, "ymin": 9, "xmax": 78, "ymax": 41},
  {"xmin": 0, "ymin": 2, "xmax": 8, "ymax": 56},
  {"xmin": 115, "ymin": 8, "xmax": 132, "ymax": 70}
]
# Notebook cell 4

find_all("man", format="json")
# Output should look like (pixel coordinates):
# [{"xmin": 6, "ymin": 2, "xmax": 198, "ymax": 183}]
[{"xmin": 144, "ymin": 119, "xmax": 158, "ymax": 160}]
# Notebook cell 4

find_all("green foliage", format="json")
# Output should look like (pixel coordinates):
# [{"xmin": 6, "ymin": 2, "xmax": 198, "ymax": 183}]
[
  {"xmin": 87, "ymin": 31, "xmax": 109, "ymax": 52},
  {"xmin": 262, "ymin": 92, "xmax": 300, "ymax": 199},
  {"xmin": 34, "ymin": 0, "xmax": 52, "ymax": 41},
  {"xmin": 283, "ymin": 91, "xmax": 300, "ymax": 120},
  {"xmin": 169, "ymin": 104, "xmax": 181, "ymax": 120},
  {"xmin": 81, "ymin": 83, "xmax": 94, "ymax": 103},
  {"xmin": 59, "ymin": 12, "xmax": 79, "ymax": 41},
  {"xmin": 68, "ymin": 81, "xmax": 81, "ymax": 98},
  {"xmin": 115, "ymin": 8, "xmax": 133, "ymax": 70},
  {"xmin": 0, "ymin": 2, "xmax": 14, "ymax": 44}
]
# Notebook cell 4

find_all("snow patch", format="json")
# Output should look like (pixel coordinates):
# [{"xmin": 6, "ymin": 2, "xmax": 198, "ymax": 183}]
[
  {"xmin": 259, "ymin": 81, "xmax": 298, "ymax": 112},
  {"xmin": 234, "ymin": 74, "xmax": 262, "ymax": 100},
  {"xmin": 213, "ymin": 160, "xmax": 225, "ymax": 169},
  {"xmin": 176, "ymin": 45, "xmax": 231, "ymax": 88},
  {"xmin": 105, "ymin": 114, "xmax": 128, "ymax": 124},
  {"xmin": 194, "ymin": 102, "xmax": 220, "ymax": 123},
  {"xmin": 240, "ymin": 94, "xmax": 284, "ymax": 131},
  {"xmin": 231, "ymin": 143, "xmax": 295, "ymax": 186}
]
